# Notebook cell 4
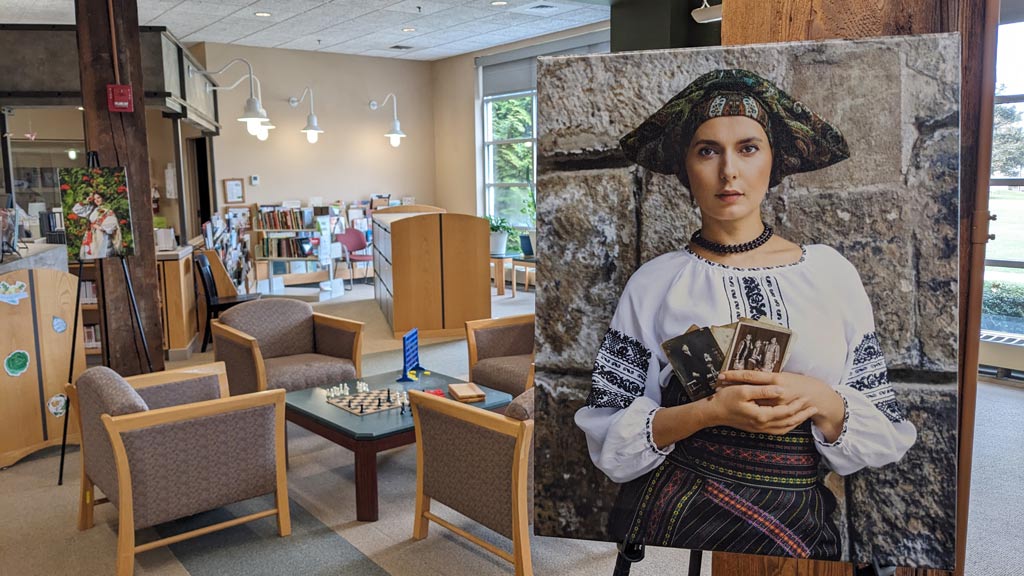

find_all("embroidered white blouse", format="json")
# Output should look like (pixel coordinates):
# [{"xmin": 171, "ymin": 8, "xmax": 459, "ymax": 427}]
[{"xmin": 574, "ymin": 244, "xmax": 917, "ymax": 484}]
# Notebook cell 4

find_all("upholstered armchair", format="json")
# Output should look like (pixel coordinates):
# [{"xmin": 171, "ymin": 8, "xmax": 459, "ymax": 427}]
[
  {"xmin": 67, "ymin": 362, "xmax": 289, "ymax": 576},
  {"xmin": 211, "ymin": 298, "xmax": 364, "ymax": 396},
  {"xmin": 411, "ymin": 388, "xmax": 535, "ymax": 576},
  {"xmin": 466, "ymin": 314, "xmax": 535, "ymax": 396}
]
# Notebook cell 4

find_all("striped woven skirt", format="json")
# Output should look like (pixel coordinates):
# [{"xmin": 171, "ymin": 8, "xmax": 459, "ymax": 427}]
[{"xmin": 607, "ymin": 422, "xmax": 841, "ymax": 560}]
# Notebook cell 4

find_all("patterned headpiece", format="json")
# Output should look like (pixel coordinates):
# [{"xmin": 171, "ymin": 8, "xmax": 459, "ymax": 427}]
[{"xmin": 619, "ymin": 68, "xmax": 850, "ymax": 188}]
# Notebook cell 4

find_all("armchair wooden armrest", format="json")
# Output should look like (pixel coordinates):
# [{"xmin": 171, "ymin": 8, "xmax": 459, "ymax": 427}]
[
  {"xmin": 313, "ymin": 313, "xmax": 364, "ymax": 377},
  {"xmin": 101, "ymin": 389, "xmax": 289, "ymax": 576},
  {"xmin": 212, "ymin": 320, "xmax": 268, "ymax": 395}
]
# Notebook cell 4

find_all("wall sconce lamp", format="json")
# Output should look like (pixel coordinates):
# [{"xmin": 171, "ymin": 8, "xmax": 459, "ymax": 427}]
[
  {"xmin": 691, "ymin": 0, "xmax": 722, "ymax": 23},
  {"xmin": 369, "ymin": 93, "xmax": 406, "ymax": 147},
  {"xmin": 289, "ymin": 87, "xmax": 323, "ymax": 144},
  {"xmin": 192, "ymin": 58, "xmax": 270, "ymax": 137}
]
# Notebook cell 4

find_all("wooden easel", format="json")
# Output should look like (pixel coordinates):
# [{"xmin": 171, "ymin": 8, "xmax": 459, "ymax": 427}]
[{"xmin": 57, "ymin": 152, "xmax": 154, "ymax": 485}]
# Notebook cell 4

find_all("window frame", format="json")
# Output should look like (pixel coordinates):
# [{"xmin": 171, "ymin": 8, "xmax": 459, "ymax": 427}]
[{"xmin": 482, "ymin": 89, "xmax": 537, "ymax": 229}]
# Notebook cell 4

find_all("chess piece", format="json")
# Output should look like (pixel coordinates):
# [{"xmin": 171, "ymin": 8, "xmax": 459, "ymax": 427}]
[
  {"xmin": 360, "ymin": 403, "xmax": 365, "ymax": 414},
  {"xmin": 387, "ymin": 389, "xmax": 392, "ymax": 403},
  {"xmin": 377, "ymin": 397, "xmax": 382, "ymax": 409}
]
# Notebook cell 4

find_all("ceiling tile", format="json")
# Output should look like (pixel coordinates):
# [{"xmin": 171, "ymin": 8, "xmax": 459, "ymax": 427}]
[
  {"xmin": 401, "ymin": 6, "xmax": 493, "ymax": 27},
  {"xmin": 387, "ymin": 0, "xmax": 456, "ymax": 15},
  {"xmin": 345, "ymin": 9, "xmax": 420, "ymax": 28},
  {"xmin": 509, "ymin": 0, "xmax": 584, "ymax": 17},
  {"xmin": 160, "ymin": 1, "xmax": 243, "ymax": 18}
]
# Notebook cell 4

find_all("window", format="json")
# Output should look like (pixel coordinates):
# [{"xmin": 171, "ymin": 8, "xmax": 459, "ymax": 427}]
[
  {"xmin": 983, "ymin": 21, "xmax": 1024, "ymax": 338},
  {"xmin": 483, "ymin": 91, "xmax": 536, "ymax": 229}
]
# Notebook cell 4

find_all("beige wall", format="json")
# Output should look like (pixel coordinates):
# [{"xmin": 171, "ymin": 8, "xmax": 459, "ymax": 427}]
[
  {"xmin": 7, "ymin": 107, "xmax": 85, "ymax": 140},
  {"xmin": 430, "ymin": 22, "xmax": 610, "ymax": 216},
  {"xmin": 200, "ymin": 43, "xmax": 436, "ymax": 210}
]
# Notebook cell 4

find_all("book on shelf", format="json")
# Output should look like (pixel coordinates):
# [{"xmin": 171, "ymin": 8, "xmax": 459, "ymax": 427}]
[
  {"xmin": 80, "ymin": 280, "xmax": 97, "ymax": 304},
  {"xmin": 83, "ymin": 324, "xmax": 102, "ymax": 349},
  {"xmin": 255, "ymin": 205, "xmax": 317, "ymax": 230}
]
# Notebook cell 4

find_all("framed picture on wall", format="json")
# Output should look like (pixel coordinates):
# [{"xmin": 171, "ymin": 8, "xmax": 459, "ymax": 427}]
[{"xmin": 223, "ymin": 178, "xmax": 245, "ymax": 204}]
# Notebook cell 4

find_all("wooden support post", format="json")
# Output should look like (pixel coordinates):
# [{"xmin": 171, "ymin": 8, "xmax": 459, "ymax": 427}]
[
  {"xmin": 715, "ymin": 2, "xmax": 996, "ymax": 576},
  {"xmin": 73, "ymin": 0, "xmax": 164, "ymax": 375}
]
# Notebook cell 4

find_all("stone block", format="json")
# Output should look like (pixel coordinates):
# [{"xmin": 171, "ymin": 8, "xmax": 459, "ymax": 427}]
[
  {"xmin": 638, "ymin": 172, "xmax": 703, "ymax": 263},
  {"xmin": 533, "ymin": 372, "xmax": 619, "ymax": 541},
  {"xmin": 535, "ymin": 169, "xmax": 639, "ymax": 373},
  {"xmin": 847, "ymin": 383, "xmax": 957, "ymax": 569}
]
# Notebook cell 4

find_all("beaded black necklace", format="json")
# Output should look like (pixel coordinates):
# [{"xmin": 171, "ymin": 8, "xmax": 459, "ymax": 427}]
[{"xmin": 690, "ymin": 223, "xmax": 773, "ymax": 254}]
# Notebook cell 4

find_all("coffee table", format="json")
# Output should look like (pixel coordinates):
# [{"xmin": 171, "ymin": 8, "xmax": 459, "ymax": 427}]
[{"xmin": 284, "ymin": 368, "xmax": 513, "ymax": 521}]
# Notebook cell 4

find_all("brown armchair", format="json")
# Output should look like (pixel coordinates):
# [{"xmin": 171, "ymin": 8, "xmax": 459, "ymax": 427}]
[
  {"xmin": 466, "ymin": 314, "xmax": 535, "ymax": 396},
  {"xmin": 411, "ymin": 388, "xmax": 535, "ymax": 576},
  {"xmin": 211, "ymin": 298, "xmax": 363, "ymax": 396},
  {"xmin": 67, "ymin": 362, "xmax": 289, "ymax": 576}
]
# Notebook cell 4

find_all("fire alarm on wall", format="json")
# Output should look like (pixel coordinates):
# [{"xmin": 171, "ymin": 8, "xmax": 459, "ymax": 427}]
[
  {"xmin": 250, "ymin": 175, "xmax": 260, "ymax": 186},
  {"xmin": 106, "ymin": 84, "xmax": 134, "ymax": 113}
]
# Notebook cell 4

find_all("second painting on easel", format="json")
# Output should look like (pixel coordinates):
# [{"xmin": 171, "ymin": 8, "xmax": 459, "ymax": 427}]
[{"xmin": 59, "ymin": 167, "xmax": 134, "ymax": 261}]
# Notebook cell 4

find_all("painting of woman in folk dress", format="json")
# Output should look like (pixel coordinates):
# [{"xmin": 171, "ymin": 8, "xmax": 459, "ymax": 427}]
[{"xmin": 60, "ymin": 167, "xmax": 134, "ymax": 261}]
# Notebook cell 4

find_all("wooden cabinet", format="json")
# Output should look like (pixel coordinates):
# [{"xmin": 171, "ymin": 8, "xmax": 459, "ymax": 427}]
[
  {"xmin": 0, "ymin": 268, "xmax": 84, "ymax": 467},
  {"xmin": 373, "ymin": 212, "xmax": 490, "ymax": 338},
  {"xmin": 157, "ymin": 246, "xmax": 198, "ymax": 360}
]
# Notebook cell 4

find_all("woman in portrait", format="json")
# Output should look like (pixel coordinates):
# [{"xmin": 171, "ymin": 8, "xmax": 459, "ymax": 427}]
[
  {"xmin": 574, "ymin": 69, "xmax": 917, "ymax": 560},
  {"xmin": 73, "ymin": 191, "xmax": 123, "ymax": 259}
]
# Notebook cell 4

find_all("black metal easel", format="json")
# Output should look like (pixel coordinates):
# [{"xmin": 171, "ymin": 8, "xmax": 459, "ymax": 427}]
[
  {"xmin": 57, "ymin": 151, "xmax": 153, "ymax": 485},
  {"xmin": 612, "ymin": 543, "xmax": 704, "ymax": 576}
]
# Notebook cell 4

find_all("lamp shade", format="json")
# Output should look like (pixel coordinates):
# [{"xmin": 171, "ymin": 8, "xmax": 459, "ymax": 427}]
[
  {"xmin": 238, "ymin": 96, "xmax": 266, "ymax": 122},
  {"xmin": 385, "ymin": 118, "xmax": 406, "ymax": 147}
]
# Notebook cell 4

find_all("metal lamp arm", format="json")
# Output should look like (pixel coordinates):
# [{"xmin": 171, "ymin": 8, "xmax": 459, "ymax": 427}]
[
  {"xmin": 205, "ymin": 58, "xmax": 257, "ymax": 99},
  {"xmin": 290, "ymin": 87, "xmax": 315, "ymax": 114},
  {"xmin": 382, "ymin": 93, "xmax": 399, "ymax": 122}
]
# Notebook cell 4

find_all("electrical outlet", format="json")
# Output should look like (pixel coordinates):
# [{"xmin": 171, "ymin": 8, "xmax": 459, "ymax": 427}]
[{"xmin": 250, "ymin": 175, "xmax": 260, "ymax": 186}]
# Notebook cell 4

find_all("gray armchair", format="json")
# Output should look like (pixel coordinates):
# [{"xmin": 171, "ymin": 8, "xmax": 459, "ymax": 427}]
[
  {"xmin": 411, "ymin": 388, "xmax": 535, "ymax": 576},
  {"xmin": 211, "ymin": 298, "xmax": 363, "ymax": 396},
  {"xmin": 68, "ymin": 362, "xmax": 289, "ymax": 576},
  {"xmin": 466, "ymin": 314, "xmax": 535, "ymax": 397}
]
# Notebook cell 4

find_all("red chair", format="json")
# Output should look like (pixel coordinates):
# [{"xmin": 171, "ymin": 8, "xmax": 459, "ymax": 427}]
[{"xmin": 336, "ymin": 227, "xmax": 373, "ymax": 290}]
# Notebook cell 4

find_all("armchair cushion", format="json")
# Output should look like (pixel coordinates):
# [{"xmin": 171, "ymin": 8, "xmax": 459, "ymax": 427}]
[
  {"xmin": 119, "ymin": 404, "xmax": 277, "ymax": 529},
  {"xmin": 314, "ymin": 318, "xmax": 358, "ymax": 360},
  {"xmin": 219, "ymin": 299, "xmax": 315, "ymax": 359},
  {"xmin": 76, "ymin": 367, "xmax": 149, "ymax": 507},
  {"xmin": 472, "ymin": 354, "xmax": 533, "ymax": 397},
  {"xmin": 135, "ymin": 374, "xmax": 223, "ymax": 409},
  {"xmin": 264, "ymin": 353, "xmax": 357, "ymax": 392},
  {"xmin": 505, "ymin": 389, "xmax": 535, "ymax": 422},
  {"xmin": 474, "ymin": 321, "xmax": 535, "ymax": 361}
]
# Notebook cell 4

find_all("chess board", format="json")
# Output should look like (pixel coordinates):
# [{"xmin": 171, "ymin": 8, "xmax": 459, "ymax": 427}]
[{"xmin": 327, "ymin": 388, "xmax": 406, "ymax": 415}]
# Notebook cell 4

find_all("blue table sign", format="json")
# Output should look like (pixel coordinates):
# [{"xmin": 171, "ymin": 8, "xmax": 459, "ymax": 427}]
[{"xmin": 398, "ymin": 328, "xmax": 425, "ymax": 382}]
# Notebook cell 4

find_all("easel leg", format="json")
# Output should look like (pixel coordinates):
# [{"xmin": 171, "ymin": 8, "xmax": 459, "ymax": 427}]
[
  {"xmin": 688, "ymin": 550, "xmax": 703, "ymax": 576},
  {"xmin": 612, "ymin": 542, "xmax": 644, "ymax": 576},
  {"xmin": 120, "ymin": 257, "xmax": 153, "ymax": 373},
  {"xmin": 58, "ymin": 260, "xmax": 84, "ymax": 486}
]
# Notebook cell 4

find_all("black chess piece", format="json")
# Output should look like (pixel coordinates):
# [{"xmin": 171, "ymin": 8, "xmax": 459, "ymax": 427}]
[
  {"xmin": 360, "ymin": 403, "xmax": 364, "ymax": 414},
  {"xmin": 387, "ymin": 389, "xmax": 392, "ymax": 403},
  {"xmin": 377, "ymin": 397, "xmax": 382, "ymax": 408}
]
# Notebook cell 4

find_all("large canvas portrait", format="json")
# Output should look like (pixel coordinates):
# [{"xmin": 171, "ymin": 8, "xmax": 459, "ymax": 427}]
[
  {"xmin": 60, "ymin": 167, "xmax": 135, "ymax": 261},
  {"xmin": 533, "ymin": 34, "xmax": 959, "ymax": 569}
]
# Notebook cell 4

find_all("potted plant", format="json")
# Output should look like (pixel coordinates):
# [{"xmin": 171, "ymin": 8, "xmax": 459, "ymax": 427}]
[{"xmin": 487, "ymin": 216, "xmax": 515, "ymax": 255}]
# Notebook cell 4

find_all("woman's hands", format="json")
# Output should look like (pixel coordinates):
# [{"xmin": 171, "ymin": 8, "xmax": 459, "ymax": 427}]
[
  {"xmin": 703, "ymin": 382, "xmax": 819, "ymax": 435},
  {"xmin": 717, "ymin": 370, "xmax": 846, "ymax": 441}
]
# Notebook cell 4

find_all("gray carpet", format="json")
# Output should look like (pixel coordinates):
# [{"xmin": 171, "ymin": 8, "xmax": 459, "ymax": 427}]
[{"xmin": 158, "ymin": 497, "xmax": 388, "ymax": 576}]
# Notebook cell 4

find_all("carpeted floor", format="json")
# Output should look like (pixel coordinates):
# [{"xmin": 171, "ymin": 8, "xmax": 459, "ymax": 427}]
[{"xmin": 4, "ymin": 284, "xmax": 1020, "ymax": 575}]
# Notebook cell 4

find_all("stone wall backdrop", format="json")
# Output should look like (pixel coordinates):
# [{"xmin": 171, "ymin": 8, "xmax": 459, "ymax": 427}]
[{"xmin": 533, "ymin": 34, "xmax": 959, "ymax": 570}]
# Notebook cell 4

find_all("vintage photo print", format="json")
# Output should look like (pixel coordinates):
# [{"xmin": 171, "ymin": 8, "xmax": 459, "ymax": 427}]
[
  {"xmin": 725, "ymin": 320, "xmax": 792, "ymax": 373},
  {"xmin": 533, "ymin": 34, "xmax": 960, "ymax": 569},
  {"xmin": 661, "ymin": 326, "xmax": 725, "ymax": 402}
]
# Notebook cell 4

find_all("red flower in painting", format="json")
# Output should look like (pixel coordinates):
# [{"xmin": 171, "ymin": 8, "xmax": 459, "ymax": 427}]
[
  {"xmin": 60, "ymin": 184, "xmax": 70, "ymax": 191},
  {"xmin": 91, "ymin": 169, "xmax": 101, "ymax": 175},
  {"xmin": 67, "ymin": 213, "xmax": 79, "ymax": 220},
  {"xmin": 117, "ymin": 186, "xmax": 127, "ymax": 193},
  {"xmin": 82, "ymin": 175, "xmax": 90, "ymax": 182},
  {"xmin": 119, "ymin": 219, "xmax": 127, "ymax": 225}
]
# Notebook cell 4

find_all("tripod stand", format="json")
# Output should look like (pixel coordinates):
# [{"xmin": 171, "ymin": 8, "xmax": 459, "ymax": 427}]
[{"xmin": 613, "ymin": 543, "xmax": 704, "ymax": 576}]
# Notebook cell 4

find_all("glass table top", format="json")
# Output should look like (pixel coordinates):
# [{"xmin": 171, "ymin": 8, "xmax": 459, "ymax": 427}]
[{"xmin": 285, "ymin": 369, "xmax": 513, "ymax": 440}]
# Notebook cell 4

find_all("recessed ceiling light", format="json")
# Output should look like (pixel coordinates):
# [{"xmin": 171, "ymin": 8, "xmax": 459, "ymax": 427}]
[
  {"xmin": 254, "ymin": 11, "xmax": 271, "ymax": 17},
  {"xmin": 402, "ymin": 26, "xmax": 416, "ymax": 32},
  {"xmin": 491, "ymin": 1, "xmax": 509, "ymax": 5},
  {"xmin": 76, "ymin": 106, "xmax": 84, "ymax": 111}
]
